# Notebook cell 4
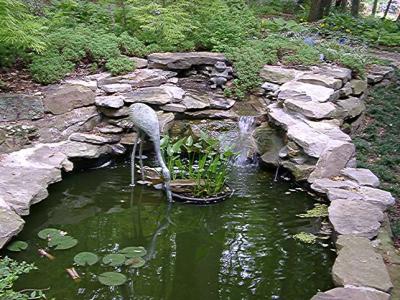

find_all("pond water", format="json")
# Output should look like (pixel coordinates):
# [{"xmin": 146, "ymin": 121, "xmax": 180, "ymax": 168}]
[{"xmin": 5, "ymin": 160, "xmax": 334, "ymax": 300}]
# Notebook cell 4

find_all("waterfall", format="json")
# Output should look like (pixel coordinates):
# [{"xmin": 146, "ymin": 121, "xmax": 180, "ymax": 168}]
[{"xmin": 233, "ymin": 116, "xmax": 257, "ymax": 166}]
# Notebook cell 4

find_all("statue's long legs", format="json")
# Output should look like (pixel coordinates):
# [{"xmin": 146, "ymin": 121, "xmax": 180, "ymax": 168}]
[{"xmin": 131, "ymin": 130, "xmax": 139, "ymax": 187}]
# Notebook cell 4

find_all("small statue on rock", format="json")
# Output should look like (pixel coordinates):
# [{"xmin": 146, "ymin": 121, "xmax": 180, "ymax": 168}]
[{"xmin": 209, "ymin": 61, "xmax": 233, "ymax": 89}]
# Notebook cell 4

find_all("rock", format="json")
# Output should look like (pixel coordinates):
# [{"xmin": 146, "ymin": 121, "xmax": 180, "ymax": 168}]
[
  {"xmin": 311, "ymin": 178, "xmax": 359, "ymax": 194},
  {"xmin": 253, "ymin": 123, "xmax": 285, "ymax": 166},
  {"xmin": 0, "ymin": 94, "xmax": 44, "ymax": 122},
  {"xmin": 279, "ymin": 81, "xmax": 337, "ymax": 103},
  {"xmin": 339, "ymin": 82, "xmax": 352, "ymax": 98},
  {"xmin": 303, "ymin": 120, "xmax": 351, "ymax": 141},
  {"xmin": 335, "ymin": 97, "xmax": 366, "ymax": 119},
  {"xmin": 284, "ymin": 99, "xmax": 337, "ymax": 119},
  {"xmin": 333, "ymin": 235, "xmax": 393, "ymax": 292},
  {"xmin": 328, "ymin": 200, "xmax": 384, "ymax": 239},
  {"xmin": 308, "ymin": 140, "xmax": 355, "ymax": 182},
  {"xmin": 108, "ymin": 117, "xmax": 134, "ymax": 129},
  {"xmin": 64, "ymin": 79, "xmax": 97, "ymax": 91},
  {"xmin": 261, "ymin": 81, "xmax": 281, "ymax": 92},
  {"xmin": 124, "ymin": 85, "xmax": 185, "ymax": 105},
  {"xmin": 59, "ymin": 141, "xmax": 114, "ymax": 159},
  {"xmin": 327, "ymin": 188, "xmax": 365, "ymax": 202},
  {"xmin": 157, "ymin": 112, "xmax": 175, "ymax": 133},
  {"xmin": 43, "ymin": 85, "xmax": 96, "ymax": 115},
  {"xmin": 0, "ymin": 124, "xmax": 39, "ymax": 154},
  {"xmin": 297, "ymin": 74, "xmax": 342, "ymax": 90},
  {"xmin": 120, "ymin": 132, "xmax": 138, "ymax": 146},
  {"xmin": 268, "ymin": 103, "xmax": 299, "ymax": 130},
  {"xmin": 209, "ymin": 97, "xmax": 235, "ymax": 110},
  {"xmin": 0, "ymin": 208, "xmax": 25, "ymax": 248},
  {"xmin": 36, "ymin": 106, "xmax": 101, "ymax": 143},
  {"xmin": 182, "ymin": 93, "xmax": 210, "ymax": 110},
  {"xmin": 282, "ymin": 161, "xmax": 315, "ymax": 181},
  {"xmin": 185, "ymin": 109, "xmax": 238, "ymax": 120},
  {"xmin": 311, "ymin": 65, "xmax": 352, "ymax": 83},
  {"xmin": 287, "ymin": 123, "xmax": 331, "ymax": 158},
  {"xmin": 358, "ymin": 186, "xmax": 395, "ymax": 210},
  {"xmin": 341, "ymin": 168, "xmax": 380, "ymax": 187},
  {"xmin": 311, "ymin": 287, "xmax": 390, "ymax": 300},
  {"xmin": 69, "ymin": 133, "xmax": 120, "ymax": 145},
  {"xmin": 98, "ymin": 125, "xmax": 123, "ymax": 134},
  {"xmin": 160, "ymin": 103, "xmax": 187, "ymax": 112},
  {"xmin": 128, "ymin": 57, "xmax": 148, "ymax": 69},
  {"xmin": 98, "ymin": 106, "xmax": 130, "ymax": 118},
  {"xmin": 367, "ymin": 74, "xmax": 384, "ymax": 84},
  {"xmin": 260, "ymin": 65, "xmax": 305, "ymax": 84},
  {"xmin": 174, "ymin": 119, "xmax": 236, "ymax": 141},
  {"xmin": 101, "ymin": 83, "xmax": 132, "ymax": 93},
  {"xmin": 368, "ymin": 64, "xmax": 395, "ymax": 80},
  {"xmin": 148, "ymin": 52, "xmax": 227, "ymax": 70},
  {"xmin": 350, "ymin": 79, "xmax": 368, "ymax": 96},
  {"xmin": 101, "ymin": 69, "xmax": 177, "ymax": 88},
  {"xmin": 95, "ymin": 95, "xmax": 125, "ymax": 109}
]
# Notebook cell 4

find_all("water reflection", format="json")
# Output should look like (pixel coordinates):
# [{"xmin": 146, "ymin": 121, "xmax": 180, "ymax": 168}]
[{"xmin": 6, "ymin": 162, "xmax": 334, "ymax": 300}]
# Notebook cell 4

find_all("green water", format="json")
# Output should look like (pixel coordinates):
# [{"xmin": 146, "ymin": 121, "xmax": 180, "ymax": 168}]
[{"xmin": 4, "ymin": 161, "xmax": 334, "ymax": 300}]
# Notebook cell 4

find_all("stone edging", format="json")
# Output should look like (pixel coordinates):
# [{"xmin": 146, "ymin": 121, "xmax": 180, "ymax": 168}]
[{"xmin": 259, "ymin": 63, "xmax": 396, "ymax": 299}]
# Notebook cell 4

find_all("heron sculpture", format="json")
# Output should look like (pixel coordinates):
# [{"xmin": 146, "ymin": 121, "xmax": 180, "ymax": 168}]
[{"xmin": 129, "ymin": 103, "xmax": 172, "ymax": 202}]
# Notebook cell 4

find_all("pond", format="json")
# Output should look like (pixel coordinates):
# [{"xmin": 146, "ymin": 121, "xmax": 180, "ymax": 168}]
[{"xmin": 4, "ymin": 159, "xmax": 334, "ymax": 300}]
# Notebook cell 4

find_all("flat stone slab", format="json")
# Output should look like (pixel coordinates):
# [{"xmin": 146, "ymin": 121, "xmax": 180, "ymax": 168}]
[
  {"xmin": 335, "ymin": 97, "xmax": 366, "ymax": 119},
  {"xmin": 311, "ymin": 65, "xmax": 352, "ymax": 83},
  {"xmin": 58, "ymin": 141, "xmax": 115, "ymax": 159},
  {"xmin": 101, "ymin": 83, "xmax": 133, "ymax": 94},
  {"xmin": 184, "ymin": 109, "xmax": 238, "ymax": 120},
  {"xmin": 350, "ymin": 79, "xmax": 368, "ymax": 96},
  {"xmin": 43, "ymin": 84, "xmax": 96, "ymax": 115},
  {"xmin": 161, "ymin": 103, "xmax": 187, "ymax": 112},
  {"xmin": 341, "ymin": 168, "xmax": 380, "ymax": 187},
  {"xmin": 64, "ymin": 79, "xmax": 97, "ymax": 91},
  {"xmin": 358, "ymin": 186, "xmax": 395, "ymax": 210},
  {"xmin": 260, "ymin": 65, "xmax": 305, "ymax": 84},
  {"xmin": 69, "ymin": 133, "xmax": 120, "ymax": 145},
  {"xmin": 284, "ymin": 98, "xmax": 336, "ymax": 119},
  {"xmin": 0, "ymin": 94, "xmax": 44, "ymax": 122},
  {"xmin": 311, "ymin": 178, "xmax": 359, "ymax": 193},
  {"xmin": 98, "ymin": 106, "xmax": 130, "ymax": 118},
  {"xmin": 95, "ymin": 95, "xmax": 125, "ymax": 109},
  {"xmin": 279, "ymin": 81, "xmax": 336, "ymax": 103},
  {"xmin": 182, "ymin": 93, "xmax": 210, "ymax": 110},
  {"xmin": 311, "ymin": 287, "xmax": 390, "ymax": 300},
  {"xmin": 100, "ymin": 69, "xmax": 177, "ymax": 88},
  {"xmin": 0, "ymin": 209, "xmax": 25, "ymax": 248},
  {"xmin": 124, "ymin": 85, "xmax": 185, "ymax": 105},
  {"xmin": 329, "ymin": 199, "xmax": 384, "ymax": 239},
  {"xmin": 297, "ymin": 73, "xmax": 343, "ymax": 90},
  {"xmin": 148, "ymin": 52, "xmax": 226, "ymax": 70},
  {"xmin": 333, "ymin": 235, "xmax": 393, "ymax": 292}
]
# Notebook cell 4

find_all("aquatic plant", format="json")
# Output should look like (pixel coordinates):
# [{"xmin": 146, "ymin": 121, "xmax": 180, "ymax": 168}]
[
  {"xmin": 98, "ymin": 272, "xmax": 127, "ymax": 286},
  {"xmin": 293, "ymin": 232, "xmax": 318, "ymax": 244},
  {"xmin": 6, "ymin": 241, "xmax": 28, "ymax": 252},
  {"xmin": 297, "ymin": 203, "xmax": 329, "ymax": 218},
  {"xmin": 160, "ymin": 132, "xmax": 235, "ymax": 197},
  {"xmin": 73, "ymin": 252, "xmax": 99, "ymax": 266}
]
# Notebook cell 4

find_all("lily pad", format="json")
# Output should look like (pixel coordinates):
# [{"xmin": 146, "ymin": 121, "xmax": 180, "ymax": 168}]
[
  {"xmin": 98, "ymin": 272, "xmax": 127, "ymax": 286},
  {"xmin": 102, "ymin": 254, "xmax": 126, "ymax": 266},
  {"xmin": 74, "ymin": 252, "xmax": 99, "ymax": 266},
  {"xmin": 120, "ymin": 246, "xmax": 147, "ymax": 258},
  {"xmin": 125, "ymin": 257, "xmax": 146, "ymax": 268},
  {"xmin": 7, "ymin": 241, "xmax": 28, "ymax": 252},
  {"xmin": 48, "ymin": 236, "xmax": 78, "ymax": 250},
  {"xmin": 38, "ymin": 228, "xmax": 63, "ymax": 240}
]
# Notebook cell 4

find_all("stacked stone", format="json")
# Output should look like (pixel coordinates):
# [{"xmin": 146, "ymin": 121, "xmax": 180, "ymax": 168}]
[{"xmin": 259, "ymin": 64, "xmax": 396, "ymax": 299}]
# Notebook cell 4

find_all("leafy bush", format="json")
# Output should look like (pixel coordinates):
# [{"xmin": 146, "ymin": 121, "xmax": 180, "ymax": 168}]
[
  {"xmin": 29, "ymin": 53, "xmax": 74, "ymax": 84},
  {"xmin": 106, "ymin": 56, "xmax": 136, "ymax": 76}
]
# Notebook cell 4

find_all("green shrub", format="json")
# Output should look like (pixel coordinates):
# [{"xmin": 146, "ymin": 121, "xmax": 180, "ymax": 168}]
[
  {"xmin": 106, "ymin": 56, "xmax": 136, "ymax": 76},
  {"xmin": 30, "ymin": 52, "xmax": 74, "ymax": 84}
]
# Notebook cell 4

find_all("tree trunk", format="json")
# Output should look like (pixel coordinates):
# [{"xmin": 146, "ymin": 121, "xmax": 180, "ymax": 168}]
[
  {"xmin": 308, "ymin": 0, "xmax": 324, "ymax": 21},
  {"xmin": 323, "ymin": 0, "xmax": 333, "ymax": 15},
  {"xmin": 383, "ymin": 0, "xmax": 394, "ymax": 19},
  {"xmin": 351, "ymin": 0, "xmax": 360, "ymax": 16},
  {"xmin": 372, "ymin": 0, "xmax": 379, "ymax": 16}
]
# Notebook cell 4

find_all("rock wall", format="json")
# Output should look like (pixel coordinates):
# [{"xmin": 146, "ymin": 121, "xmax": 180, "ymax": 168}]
[{"xmin": 259, "ymin": 63, "xmax": 396, "ymax": 299}]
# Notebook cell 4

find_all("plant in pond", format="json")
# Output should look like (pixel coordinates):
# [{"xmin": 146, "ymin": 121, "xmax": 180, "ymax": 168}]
[
  {"xmin": 102, "ymin": 254, "xmax": 126, "ymax": 267},
  {"xmin": 0, "ymin": 257, "xmax": 48, "ymax": 300},
  {"xmin": 297, "ymin": 203, "xmax": 329, "ymax": 218},
  {"xmin": 160, "ymin": 132, "xmax": 236, "ymax": 197},
  {"xmin": 125, "ymin": 257, "xmax": 146, "ymax": 268},
  {"xmin": 98, "ymin": 272, "xmax": 127, "ymax": 286},
  {"xmin": 6, "ymin": 241, "xmax": 28, "ymax": 252},
  {"xmin": 120, "ymin": 246, "xmax": 147, "ymax": 258},
  {"xmin": 73, "ymin": 252, "xmax": 99, "ymax": 266},
  {"xmin": 37, "ymin": 227, "xmax": 78, "ymax": 250},
  {"xmin": 293, "ymin": 232, "xmax": 318, "ymax": 244}
]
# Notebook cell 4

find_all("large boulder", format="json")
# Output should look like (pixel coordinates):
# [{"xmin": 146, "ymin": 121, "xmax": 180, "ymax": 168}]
[
  {"xmin": 332, "ymin": 235, "xmax": 393, "ymax": 292},
  {"xmin": 0, "ymin": 209, "xmax": 25, "ymax": 248},
  {"xmin": 328, "ymin": 199, "xmax": 384, "ymax": 239},
  {"xmin": 311, "ymin": 287, "xmax": 390, "ymax": 300},
  {"xmin": 148, "ymin": 52, "xmax": 227, "ymax": 70},
  {"xmin": 0, "ymin": 94, "xmax": 44, "ymax": 122},
  {"xmin": 43, "ymin": 85, "xmax": 96, "ymax": 115}
]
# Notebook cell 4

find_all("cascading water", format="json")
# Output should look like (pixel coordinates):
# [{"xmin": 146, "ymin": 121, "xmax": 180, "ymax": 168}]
[{"xmin": 232, "ymin": 116, "xmax": 258, "ymax": 166}]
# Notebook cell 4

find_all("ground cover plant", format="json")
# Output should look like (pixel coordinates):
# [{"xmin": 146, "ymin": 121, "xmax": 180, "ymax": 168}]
[{"xmin": 160, "ymin": 132, "xmax": 235, "ymax": 197}]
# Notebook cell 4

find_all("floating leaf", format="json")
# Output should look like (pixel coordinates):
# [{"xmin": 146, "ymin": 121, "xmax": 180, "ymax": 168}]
[
  {"xmin": 125, "ymin": 257, "xmax": 145, "ymax": 268},
  {"xmin": 102, "ymin": 254, "xmax": 126, "ymax": 266},
  {"xmin": 48, "ymin": 236, "xmax": 78, "ymax": 250},
  {"xmin": 120, "ymin": 246, "xmax": 147, "ymax": 258},
  {"xmin": 98, "ymin": 272, "xmax": 127, "ymax": 286},
  {"xmin": 38, "ymin": 228, "xmax": 63, "ymax": 240},
  {"xmin": 7, "ymin": 241, "xmax": 28, "ymax": 252},
  {"xmin": 74, "ymin": 252, "xmax": 99, "ymax": 266}
]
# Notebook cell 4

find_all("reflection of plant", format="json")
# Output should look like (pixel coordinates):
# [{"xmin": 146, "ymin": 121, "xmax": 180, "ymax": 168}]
[{"xmin": 160, "ymin": 132, "xmax": 235, "ymax": 197}]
